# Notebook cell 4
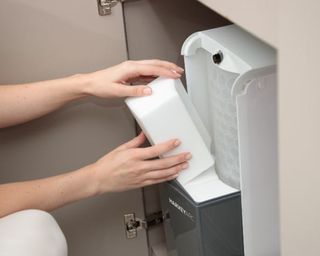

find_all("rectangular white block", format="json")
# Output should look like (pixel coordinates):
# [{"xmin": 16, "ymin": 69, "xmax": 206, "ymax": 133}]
[{"xmin": 125, "ymin": 77, "xmax": 214, "ymax": 185}]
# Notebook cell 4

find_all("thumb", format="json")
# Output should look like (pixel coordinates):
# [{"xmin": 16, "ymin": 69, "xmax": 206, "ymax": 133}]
[{"xmin": 113, "ymin": 83, "xmax": 152, "ymax": 97}]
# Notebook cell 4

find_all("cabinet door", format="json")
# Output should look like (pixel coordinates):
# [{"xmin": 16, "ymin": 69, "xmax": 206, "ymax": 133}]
[{"xmin": 0, "ymin": 1, "xmax": 148, "ymax": 256}]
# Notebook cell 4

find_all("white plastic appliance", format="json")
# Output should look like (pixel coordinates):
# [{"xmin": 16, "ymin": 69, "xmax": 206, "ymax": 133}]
[{"xmin": 126, "ymin": 25, "xmax": 279, "ymax": 256}]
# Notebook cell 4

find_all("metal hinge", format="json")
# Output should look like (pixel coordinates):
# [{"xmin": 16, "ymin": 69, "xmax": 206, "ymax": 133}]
[
  {"xmin": 97, "ymin": 0, "xmax": 140, "ymax": 16},
  {"xmin": 97, "ymin": 0, "xmax": 118, "ymax": 16},
  {"xmin": 124, "ymin": 211, "xmax": 169, "ymax": 239}
]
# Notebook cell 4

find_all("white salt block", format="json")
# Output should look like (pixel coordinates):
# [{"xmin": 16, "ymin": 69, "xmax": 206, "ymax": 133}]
[{"xmin": 125, "ymin": 77, "xmax": 214, "ymax": 185}]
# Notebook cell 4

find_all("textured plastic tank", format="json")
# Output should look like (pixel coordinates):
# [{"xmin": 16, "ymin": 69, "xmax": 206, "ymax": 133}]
[{"xmin": 125, "ymin": 77, "xmax": 214, "ymax": 185}]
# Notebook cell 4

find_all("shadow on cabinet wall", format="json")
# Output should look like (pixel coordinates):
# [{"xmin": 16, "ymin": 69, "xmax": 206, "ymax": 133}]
[{"xmin": 124, "ymin": 0, "xmax": 230, "ymax": 65}]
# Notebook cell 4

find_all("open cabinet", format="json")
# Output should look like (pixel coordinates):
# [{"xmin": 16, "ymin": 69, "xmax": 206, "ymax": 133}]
[
  {"xmin": 1, "ymin": 1, "xmax": 320, "ymax": 256},
  {"xmin": 125, "ymin": 16, "xmax": 279, "ymax": 255},
  {"xmin": 0, "ymin": 0, "xmax": 231, "ymax": 256},
  {"xmin": 125, "ymin": 1, "xmax": 320, "ymax": 256},
  {"xmin": 0, "ymin": 0, "xmax": 148, "ymax": 255}
]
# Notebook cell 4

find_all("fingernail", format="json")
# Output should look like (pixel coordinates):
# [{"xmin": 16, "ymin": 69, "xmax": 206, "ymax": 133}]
[
  {"xmin": 171, "ymin": 69, "xmax": 181, "ymax": 76},
  {"xmin": 185, "ymin": 153, "xmax": 192, "ymax": 160},
  {"xmin": 178, "ymin": 67, "xmax": 184, "ymax": 72},
  {"xmin": 143, "ymin": 87, "xmax": 152, "ymax": 95},
  {"xmin": 182, "ymin": 163, "xmax": 189, "ymax": 169},
  {"xmin": 174, "ymin": 139, "xmax": 181, "ymax": 146}
]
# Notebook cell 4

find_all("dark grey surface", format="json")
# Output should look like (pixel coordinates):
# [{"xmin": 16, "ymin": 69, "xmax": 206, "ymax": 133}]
[{"xmin": 160, "ymin": 181, "xmax": 244, "ymax": 256}]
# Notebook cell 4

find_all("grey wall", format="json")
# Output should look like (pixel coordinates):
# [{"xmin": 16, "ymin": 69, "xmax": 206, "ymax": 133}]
[
  {"xmin": 124, "ymin": 0, "xmax": 230, "ymax": 65},
  {"xmin": 0, "ymin": 1, "xmax": 148, "ymax": 256}
]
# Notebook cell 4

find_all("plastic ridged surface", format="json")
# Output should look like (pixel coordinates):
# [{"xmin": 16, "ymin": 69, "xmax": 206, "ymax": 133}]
[{"xmin": 206, "ymin": 55, "xmax": 240, "ymax": 189}]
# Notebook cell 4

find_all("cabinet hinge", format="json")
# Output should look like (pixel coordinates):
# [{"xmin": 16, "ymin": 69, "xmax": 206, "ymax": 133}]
[
  {"xmin": 97, "ymin": 0, "xmax": 140, "ymax": 16},
  {"xmin": 97, "ymin": 0, "xmax": 118, "ymax": 16},
  {"xmin": 124, "ymin": 211, "xmax": 169, "ymax": 239}
]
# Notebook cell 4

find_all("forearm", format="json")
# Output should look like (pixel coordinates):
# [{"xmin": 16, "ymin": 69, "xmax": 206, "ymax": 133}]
[
  {"xmin": 0, "ymin": 165, "xmax": 98, "ymax": 218},
  {"xmin": 0, "ymin": 75, "xmax": 89, "ymax": 128},
  {"xmin": 0, "ymin": 60, "xmax": 183, "ymax": 128}
]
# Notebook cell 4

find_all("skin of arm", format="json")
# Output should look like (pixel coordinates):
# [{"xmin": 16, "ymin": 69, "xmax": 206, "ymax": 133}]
[
  {"xmin": 0, "ymin": 60, "xmax": 183, "ymax": 128},
  {"xmin": 0, "ymin": 60, "xmax": 190, "ymax": 218},
  {"xmin": 0, "ymin": 133, "xmax": 191, "ymax": 217}
]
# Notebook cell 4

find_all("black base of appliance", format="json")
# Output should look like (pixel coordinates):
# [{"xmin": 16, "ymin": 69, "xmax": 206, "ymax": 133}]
[{"xmin": 159, "ymin": 180, "xmax": 244, "ymax": 256}]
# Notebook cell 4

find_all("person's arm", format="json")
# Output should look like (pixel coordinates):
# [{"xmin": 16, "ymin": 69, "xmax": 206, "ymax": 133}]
[
  {"xmin": 0, "ymin": 76, "xmax": 86, "ymax": 128},
  {"xmin": 0, "ymin": 133, "xmax": 191, "ymax": 218},
  {"xmin": 0, "ymin": 60, "xmax": 183, "ymax": 128}
]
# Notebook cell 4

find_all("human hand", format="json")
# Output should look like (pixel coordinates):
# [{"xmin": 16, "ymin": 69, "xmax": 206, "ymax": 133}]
[
  {"xmin": 83, "ymin": 59, "xmax": 184, "ymax": 98},
  {"xmin": 91, "ymin": 132, "xmax": 191, "ymax": 194}
]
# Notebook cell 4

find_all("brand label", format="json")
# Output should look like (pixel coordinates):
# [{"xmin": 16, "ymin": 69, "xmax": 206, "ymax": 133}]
[{"xmin": 168, "ymin": 198, "xmax": 195, "ymax": 222}]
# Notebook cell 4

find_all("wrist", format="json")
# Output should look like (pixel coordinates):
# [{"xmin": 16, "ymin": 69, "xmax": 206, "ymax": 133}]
[
  {"xmin": 84, "ymin": 162, "xmax": 111, "ymax": 196},
  {"xmin": 66, "ymin": 73, "xmax": 93, "ymax": 99},
  {"xmin": 77, "ymin": 164, "xmax": 102, "ymax": 198}
]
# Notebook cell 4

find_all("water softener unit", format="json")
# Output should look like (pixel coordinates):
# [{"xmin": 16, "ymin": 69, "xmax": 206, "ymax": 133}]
[{"xmin": 126, "ymin": 25, "xmax": 279, "ymax": 256}]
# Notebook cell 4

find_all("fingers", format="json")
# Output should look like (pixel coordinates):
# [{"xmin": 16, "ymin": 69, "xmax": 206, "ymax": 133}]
[
  {"xmin": 117, "ymin": 132, "xmax": 146, "ymax": 151},
  {"xmin": 136, "ymin": 59, "xmax": 184, "ymax": 74},
  {"xmin": 141, "ymin": 171, "xmax": 181, "ymax": 187},
  {"xmin": 134, "ymin": 63, "xmax": 181, "ymax": 79},
  {"xmin": 144, "ymin": 152, "xmax": 192, "ymax": 170},
  {"xmin": 138, "ymin": 139, "xmax": 181, "ymax": 159},
  {"xmin": 127, "ymin": 75, "xmax": 157, "ymax": 85},
  {"xmin": 114, "ymin": 60, "xmax": 185, "ymax": 97},
  {"xmin": 111, "ymin": 83, "xmax": 152, "ymax": 97},
  {"xmin": 139, "ymin": 152, "xmax": 192, "ymax": 186},
  {"xmin": 144, "ymin": 162, "xmax": 188, "ymax": 180},
  {"xmin": 122, "ymin": 61, "xmax": 182, "ymax": 81}
]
